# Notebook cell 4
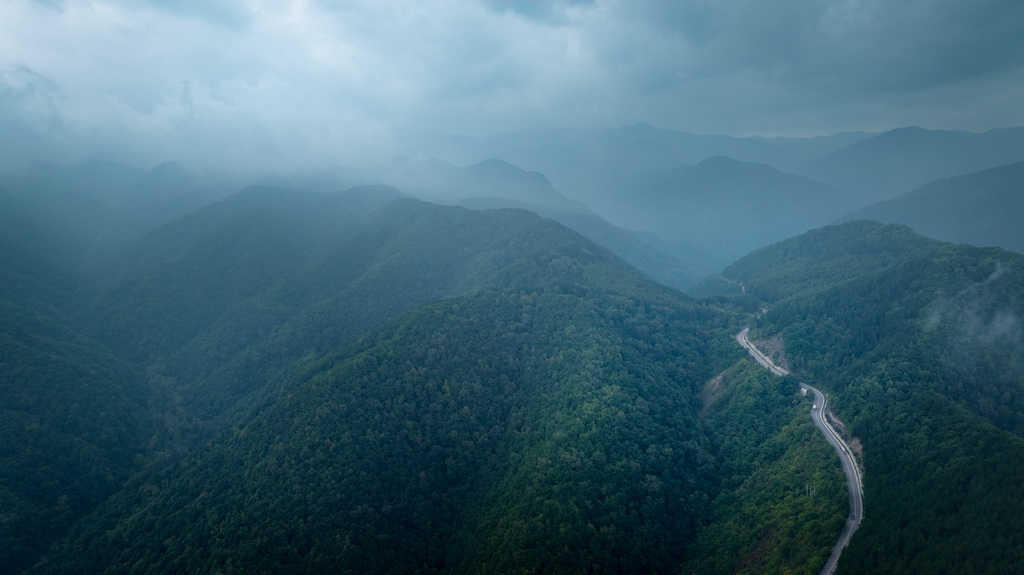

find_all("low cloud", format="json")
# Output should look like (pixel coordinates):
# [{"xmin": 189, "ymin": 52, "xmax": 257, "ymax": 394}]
[{"xmin": 924, "ymin": 260, "xmax": 1023, "ymax": 350}]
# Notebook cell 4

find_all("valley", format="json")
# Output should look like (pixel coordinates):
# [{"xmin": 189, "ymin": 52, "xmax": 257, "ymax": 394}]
[{"xmin": 738, "ymin": 328, "xmax": 863, "ymax": 575}]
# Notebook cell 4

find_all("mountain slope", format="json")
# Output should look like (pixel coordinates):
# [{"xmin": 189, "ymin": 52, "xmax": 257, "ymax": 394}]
[
  {"xmin": 0, "ymin": 172, "xmax": 117, "ymax": 268},
  {"xmin": 686, "ymin": 362, "xmax": 847, "ymax": 574},
  {"xmin": 37, "ymin": 214, "xmax": 724, "ymax": 574},
  {"xmin": 0, "ymin": 239, "xmax": 150, "ymax": 573},
  {"xmin": 840, "ymin": 161, "xmax": 1024, "ymax": 255},
  {"xmin": 14, "ymin": 164, "xmax": 1024, "ymax": 573},
  {"xmin": 457, "ymin": 195, "xmax": 702, "ymax": 290},
  {"xmin": 28, "ymin": 193, "xmax": 860, "ymax": 574},
  {"xmin": 720, "ymin": 221, "xmax": 1024, "ymax": 572},
  {"xmin": 87, "ymin": 192, "xmax": 676, "ymax": 428}
]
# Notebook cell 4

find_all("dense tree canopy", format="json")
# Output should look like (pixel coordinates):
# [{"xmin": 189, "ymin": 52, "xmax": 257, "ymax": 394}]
[
  {"xmin": 722, "ymin": 221, "xmax": 1024, "ymax": 572},
  {"xmin": 7, "ymin": 182, "xmax": 1024, "ymax": 574}
]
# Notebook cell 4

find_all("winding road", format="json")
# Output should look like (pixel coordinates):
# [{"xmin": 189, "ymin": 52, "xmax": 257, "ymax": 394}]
[{"xmin": 736, "ymin": 328, "xmax": 863, "ymax": 575}]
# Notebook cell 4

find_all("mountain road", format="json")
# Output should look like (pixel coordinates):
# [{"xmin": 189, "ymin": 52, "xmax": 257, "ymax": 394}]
[{"xmin": 737, "ymin": 328, "xmax": 863, "ymax": 575}]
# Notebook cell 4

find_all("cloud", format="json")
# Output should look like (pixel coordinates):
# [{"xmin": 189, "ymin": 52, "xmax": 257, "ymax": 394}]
[
  {"xmin": 142, "ymin": 0, "xmax": 252, "ymax": 29},
  {"xmin": 480, "ymin": 0, "xmax": 596, "ymax": 24},
  {"xmin": 924, "ymin": 260, "xmax": 1024, "ymax": 350},
  {"xmin": 1, "ymin": 0, "xmax": 1023, "ymax": 172}
]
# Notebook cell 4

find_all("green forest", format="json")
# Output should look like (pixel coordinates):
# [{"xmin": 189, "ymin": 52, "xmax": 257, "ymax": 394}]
[
  {"xmin": 725, "ymin": 221, "xmax": 1024, "ymax": 573},
  {"xmin": 3, "ymin": 176, "xmax": 1024, "ymax": 574}
]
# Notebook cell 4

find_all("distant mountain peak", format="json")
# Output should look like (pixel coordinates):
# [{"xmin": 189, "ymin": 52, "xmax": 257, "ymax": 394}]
[
  {"xmin": 137, "ymin": 160, "xmax": 195, "ymax": 194},
  {"xmin": 466, "ymin": 158, "xmax": 527, "ymax": 175},
  {"xmin": 695, "ymin": 155, "xmax": 751, "ymax": 167},
  {"xmin": 886, "ymin": 126, "xmax": 928, "ymax": 135},
  {"xmin": 464, "ymin": 158, "xmax": 555, "ymax": 190},
  {"xmin": 690, "ymin": 155, "xmax": 782, "ymax": 179},
  {"xmin": 624, "ymin": 121, "xmax": 656, "ymax": 130},
  {"xmin": 149, "ymin": 160, "xmax": 186, "ymax": 173}
]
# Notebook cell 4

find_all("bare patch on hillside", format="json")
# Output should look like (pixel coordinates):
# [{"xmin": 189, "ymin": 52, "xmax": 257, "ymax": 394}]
[
  {"xmin": 699, "ymin": 373, "xmax": 726, "ymax": 418},
  {"xmin": 699, "ymin": 362, "xmax": 748, "ymax": 417},
  {"xmin": 752, "ymin": 332, "xmax": 789, "ymax": 371},
  {"xmin": 826, "ymin": 408, "xmax": 864, "ymax": 470}
]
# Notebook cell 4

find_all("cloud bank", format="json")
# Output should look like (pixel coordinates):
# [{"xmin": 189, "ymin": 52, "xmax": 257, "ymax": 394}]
[{"xmin": 2, "ymin": 0, "xmax": 1023, "ymax": 172}]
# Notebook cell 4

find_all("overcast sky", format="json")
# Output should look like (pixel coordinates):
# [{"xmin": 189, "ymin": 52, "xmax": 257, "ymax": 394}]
[{"xmin": 2, "ymin": 0, "xmax": 1023, "ymax": 172}]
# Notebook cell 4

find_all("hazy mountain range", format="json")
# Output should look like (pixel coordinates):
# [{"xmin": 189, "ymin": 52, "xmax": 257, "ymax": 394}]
[
  {"xmin": 800, "ymin": 126, "xmax": 1024, "ymax": 204},
  {"xmin": 607, "ymin": 155, "xmax": 856, "ymax": 271},
  {"xmin": 396, "ymin": 123, "xmax": 1024, "ymax": 276},
  {"xmin": 840, "ymin": 161, "xmax": 1024, "ymax": 254},
  {"xmin": 401, "ymin": 123, "xmax": 1024, "ymax": 206},
  {"xmin": 4, "ymin": 122, "xmax": 1024, "ymax": 573}
]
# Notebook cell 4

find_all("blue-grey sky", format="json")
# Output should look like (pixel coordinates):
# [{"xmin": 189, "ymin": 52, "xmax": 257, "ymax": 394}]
[{"xmin": 2, "ymin": 0, "xmax": 1023, "ymax": 172}]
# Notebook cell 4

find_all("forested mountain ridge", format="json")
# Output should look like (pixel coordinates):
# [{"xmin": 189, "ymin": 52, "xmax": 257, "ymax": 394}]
[
  {"xmin": 37, "ymin": 283, "xmax": 721, "ymax": 574},
  {"xmin": 457, "ymin": 194, "xmax": 702, "ymax": 290},
  {"xmin": 85, "ymin": 183, "xmax": 406, "ymax": 285},
  {"xmin": 840, "ymin": 161, "xmax": 1024, "ymax": 255},
  {"xmin": 85, "ymin": 191, "xmax": 665, "ymax": 428},
  {"xmin": 30, "ymin": 191, "xmax": 741, "ymax": 573},
  {"xmin": 717, "ymin": 221, "xmax": 1024, "ymax": 572}
]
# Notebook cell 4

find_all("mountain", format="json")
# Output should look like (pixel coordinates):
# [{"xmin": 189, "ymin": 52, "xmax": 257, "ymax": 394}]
[
  {"xmin": 458, "ymin": 195, "xmax": 702, "ymax": 290},
  {"xmin": 800, "ymin": 126, "xmax": 1024, "ymax": 204},
  {"xmin": 608, "ymin": 156, "xmax": 856, "ymax": 273},
  {"xmin": 840, "ymin": 161, "xmax": 1024, "ymax": 255},
  {"xmin": 380, "ymin": 157, "xmax": 578, "ymax": 209},
  {"xmin": 35, "ymin": 195, "xmax": 729, "ymax": 574},
  {"xmin": 18, "ymin": 187, "xmax": 857, "ymax": 574},
  {"xmin": 402, "ymin": 123, "xmax": 805, "ymax": 203},
  {"xmin": 0, "ymin": 168, "xmax": 119, "ymax": 268},
  {"xmin": 370, "ymin": 156, "xmax": 703, "ymax": 289},
  {"xmin": 86, "ymin": 189, "xmax": 697, "ymax": 429},
  {"xmin": 754, "ymin": 131, "xmax": 876, "ymax": 160},
  {"xmin": 717, "ymin": 221, "xmax": 1024, "ymax": 572}
]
